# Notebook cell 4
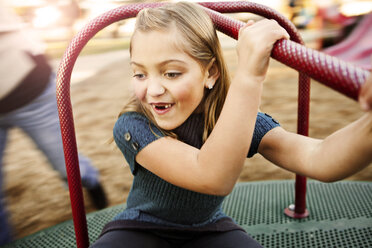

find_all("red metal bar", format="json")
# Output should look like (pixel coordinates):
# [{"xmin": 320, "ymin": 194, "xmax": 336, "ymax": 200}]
[{"xmin": 56, "ymin": 4, "xmax": 156, "ymax": 247}]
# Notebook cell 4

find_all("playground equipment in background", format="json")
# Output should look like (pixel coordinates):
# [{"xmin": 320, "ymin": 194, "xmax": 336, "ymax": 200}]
[
  {"xmin": 322, "ymin": 12, "xmax": 372, "ymax": 71},
  {"xmin": 1, "ymin": 2, "xmax": 370, "ymax": 248}
]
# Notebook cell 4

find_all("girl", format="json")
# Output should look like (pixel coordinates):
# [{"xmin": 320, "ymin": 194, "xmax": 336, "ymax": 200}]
[{"xmin": 91, "ymin": 2, "xmax": 372, "ymax": 247}]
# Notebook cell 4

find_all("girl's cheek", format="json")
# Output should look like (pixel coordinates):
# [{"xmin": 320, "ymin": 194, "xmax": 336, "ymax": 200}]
[
  {"xmin": 175, "ymin": 82, "xmax": 203, "ymax": 102},
  {"xmin": 133, "ymin": 83, "xmax": 147, "ymax": 100},
  {"xmin": 175, "ymin": 87, "xmax": 189, "ymax": 101}
]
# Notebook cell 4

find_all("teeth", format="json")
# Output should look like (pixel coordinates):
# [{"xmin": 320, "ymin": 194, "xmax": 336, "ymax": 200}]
[{"xmin": 153, "ymin": 104, "xmax": 172, "ymax": 109}]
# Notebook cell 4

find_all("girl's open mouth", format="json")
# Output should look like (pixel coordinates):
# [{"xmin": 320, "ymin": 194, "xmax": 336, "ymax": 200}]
[{"xmin": 151, "ymin": 103, "xmax": 174, "ymax": 114}]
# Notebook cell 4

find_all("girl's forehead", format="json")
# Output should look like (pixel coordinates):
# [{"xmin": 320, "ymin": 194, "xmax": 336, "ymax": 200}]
[
  {"xmin": 131, "ymin": 29, "xmax": 191, "ymax": 60},
  {"xmin": 132, "ymin": 27, "xmax": 183, "ymax": 46},
  {"xmin": 130, "ymin": 32, "xmax": 204, "ymax": 73}
]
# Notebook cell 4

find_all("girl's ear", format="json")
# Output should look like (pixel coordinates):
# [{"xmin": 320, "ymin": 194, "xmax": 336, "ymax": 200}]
[{"xmin": 204, "ymin": 58, "xmax": 220, "ymax": 89}]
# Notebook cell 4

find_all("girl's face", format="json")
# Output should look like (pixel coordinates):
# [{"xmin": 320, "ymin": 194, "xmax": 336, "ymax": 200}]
[{"xmin": 130, "ymin": 28, "xmax": 214, "ymax": 130}]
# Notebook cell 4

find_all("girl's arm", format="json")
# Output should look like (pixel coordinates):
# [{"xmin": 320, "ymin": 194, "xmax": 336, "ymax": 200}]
[
  {"xmin": 359, "ymin": 73, "xmax": 372, "ymax": 111},
  {"xmin": 258, "ymin": 112, "xmax": 372, "ymax": 182},
  {"xmin": 136, "ymin": 20, "xmax": 289, "ymax": 196}
]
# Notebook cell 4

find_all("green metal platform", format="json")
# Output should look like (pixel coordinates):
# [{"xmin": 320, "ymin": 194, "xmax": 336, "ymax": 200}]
[{"xmin": 2, "ymin": 180, "xmax": 372, "ymax": 248}]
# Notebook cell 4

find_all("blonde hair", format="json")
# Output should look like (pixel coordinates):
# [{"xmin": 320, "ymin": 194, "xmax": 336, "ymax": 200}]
[{"xmin": 120, "ymin": 1, "xmax": 231, "ymax": 142}]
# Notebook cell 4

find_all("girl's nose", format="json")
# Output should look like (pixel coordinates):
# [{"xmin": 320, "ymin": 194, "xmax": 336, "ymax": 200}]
[{"xmin": 147, "ymin": 78, "xmax": 165, "ymax": 96}]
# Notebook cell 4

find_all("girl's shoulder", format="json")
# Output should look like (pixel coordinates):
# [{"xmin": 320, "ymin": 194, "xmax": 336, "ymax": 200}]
[
  {"xmin": 114, "ymin": 111, "xmax": 164, "ymax": 146},
  {"xmin": 113, "ymin": 112, "xmax": 164, "ymax": 174}
]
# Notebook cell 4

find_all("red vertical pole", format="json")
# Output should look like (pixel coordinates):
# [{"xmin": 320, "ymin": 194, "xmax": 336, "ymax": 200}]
[
  {"xmin": 294, "ymin": 175, "xmax": 309, "ymax": 215},
  {"xmin": 284, "ymin": 73, "xmax": 310, "ymax": 218}
]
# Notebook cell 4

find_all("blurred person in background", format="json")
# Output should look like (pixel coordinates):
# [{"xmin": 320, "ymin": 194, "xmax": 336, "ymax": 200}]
[{"xmin": 0, "ymin": 2, "xmax": 107, "ymax": 245}]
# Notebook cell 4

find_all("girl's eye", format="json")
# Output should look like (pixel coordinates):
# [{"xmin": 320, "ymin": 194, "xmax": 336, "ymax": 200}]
[
  {"xmin": 133, "ymin": 73, "xmax": 146, "ymax": 80},
  {"xmin": 165, "ymin": 72, "xmax": 181, "ymax": 79}
]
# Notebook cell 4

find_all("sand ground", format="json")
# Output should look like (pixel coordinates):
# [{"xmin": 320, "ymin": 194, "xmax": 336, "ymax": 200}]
[{"xmin": 3, "ymin": 41, "xmax": 372, "ymax": 240}]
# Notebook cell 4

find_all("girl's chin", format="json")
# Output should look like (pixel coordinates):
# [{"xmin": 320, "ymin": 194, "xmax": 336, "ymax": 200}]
[
  {"xmin": 154, "ymin": 117, "xmax": 185, "ymax": 131},
  {"xmin": 155, "ymin": 120, "xmax": 177, "ymax": 130}
]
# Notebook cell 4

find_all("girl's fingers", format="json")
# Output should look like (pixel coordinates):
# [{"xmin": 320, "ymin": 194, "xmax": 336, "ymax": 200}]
[
  {"xmin": 358, "ymin": 56, "xmax": 372, "ymax": 111},
  {"xmin": 239, "ymin": 19, "xmax": 290, "ymax": 41},
  {"xmin": 239, "ymin": 20, "xmax": 255, "ymax": 37},
  {"xmin": 246, "ymin": 20, "xmax": 255, "ymax": 26},
  {"xmin": 267, "ymin": 20, "xmax": 290, "ymax": 40},
  {"xmin": 236, "ymin": 18, "xmax": 290, "ymax": 80},
  {"xmin": 280, "ymin": 27, "xmax": 290, "ymax": 40},
  {"xmin": 359, "ymin": 75, "xmax": 372, "ymax": 111}
]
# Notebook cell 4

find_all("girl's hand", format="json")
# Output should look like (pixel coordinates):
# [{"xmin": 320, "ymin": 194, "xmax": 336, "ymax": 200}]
[
  {"xmin": 359, "ymin": 73, "xmax": 372, "ymax": 111},
  {"xmin": 236, "ymin": 19, "xmax": 290, "ymax": 82}
]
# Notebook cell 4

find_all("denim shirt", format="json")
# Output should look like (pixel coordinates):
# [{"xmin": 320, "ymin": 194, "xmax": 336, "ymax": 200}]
[{"xmin": 113, "ymin": 111, "xmax": 280, "ymax": 227}]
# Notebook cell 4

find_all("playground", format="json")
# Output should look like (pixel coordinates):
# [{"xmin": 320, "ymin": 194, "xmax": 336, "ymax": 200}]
[
  {"xmin": 1, "ymin": 1, "xmax": 372, "ymax": 247},
  {"xmin": 4, "ymin": 44, "xmax": 371, "ymax": 240}
]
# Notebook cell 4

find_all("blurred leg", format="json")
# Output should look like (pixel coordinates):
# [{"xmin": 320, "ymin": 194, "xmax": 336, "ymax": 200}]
[
  {"xmin": 0, "ymin": 128, "xmax": 13, "ymax": 245},
  {"xmin": 15, "ymin": 76, "xmax": 106, "ymax": 208},
  {"xmin": 16, "ymin": 77, "xmax": 99, "ymax": 188}
]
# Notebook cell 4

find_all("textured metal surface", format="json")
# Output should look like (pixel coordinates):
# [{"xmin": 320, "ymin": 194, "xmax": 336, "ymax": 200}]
[
  {"xmin": 2, "ymin": 181, "xmax": 371, "ymax": 248},
  {"xmin": 226, "ymin": 181, "xmax": 372, "ymax": 248},
  {"xmin": 55, "ymin": 2, "xmax": 371, "ymax": 247}
]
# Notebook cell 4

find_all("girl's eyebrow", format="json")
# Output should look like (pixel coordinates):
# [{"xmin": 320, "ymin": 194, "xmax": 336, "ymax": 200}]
[
  {"xmin": 130, "ymin": 59, "xmax": 186, "ymax": 67},
  {"xmin": 159, "ymin": 60, "xmax": 187, "ymax": 67},
  {"xmin": 130, "ymin": 61, "xmax": 145, "ymax": 68}
]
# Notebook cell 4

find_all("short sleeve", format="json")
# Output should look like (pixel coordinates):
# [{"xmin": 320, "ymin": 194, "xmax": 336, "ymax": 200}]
[
  {"xmin": 247, "ymin": 112, "xmax": 280, "ymax": 158},
  {"xmin": 113, "ymin": 112, "xmax": 164, "ymax": 175}
]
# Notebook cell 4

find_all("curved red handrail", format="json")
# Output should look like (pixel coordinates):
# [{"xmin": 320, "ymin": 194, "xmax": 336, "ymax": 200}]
[{"xmin": 56, "ymin": 2, "xmax": 370, "ymax": 247}]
